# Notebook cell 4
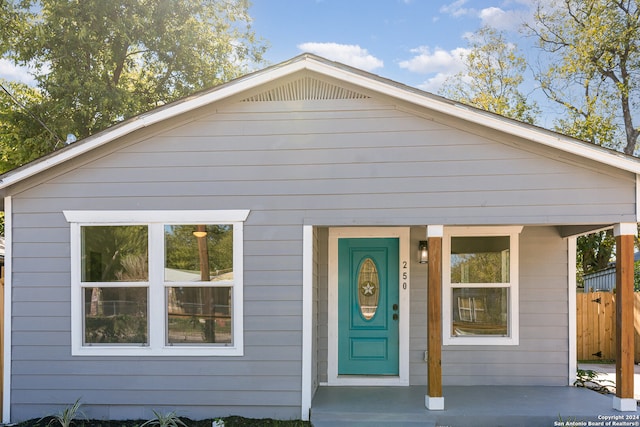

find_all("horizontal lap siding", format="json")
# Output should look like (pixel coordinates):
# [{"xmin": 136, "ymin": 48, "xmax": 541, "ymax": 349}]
[
  {"xmin": 442, "ymin": 226, "xmax": 569, "ymax": 386},
  {"xmin": 9, "ymin": 97, "xmax": 633, "ymax": 420}
]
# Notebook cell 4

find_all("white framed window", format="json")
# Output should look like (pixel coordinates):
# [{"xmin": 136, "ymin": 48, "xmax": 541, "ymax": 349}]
[
  {"xmin": 443, "ymin": 226, "xmax": 521, "ymax": 346},
  {"xmin": 64, "ymin": 210, "xmax": 249, "ymax": 356}
]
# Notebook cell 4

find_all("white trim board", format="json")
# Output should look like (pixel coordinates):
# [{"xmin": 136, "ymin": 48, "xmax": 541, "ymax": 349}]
[
  {"xmin": 327, "ymin": 227, "xmax": 410, "ymax": 386},
  {"xmin": 2, "ymin": 197, "xmax": 11, "ymax": 423},
  {"xmin": 301, "ymin": 226, "xmax": 314, "ymax": 420},
  {"xmin": 568, "ymin": 236, "xmax": 577, "ymax": 386},
  {"xmin": 63, "ymin": 210, "xmax": 250, "ymax": 223}
]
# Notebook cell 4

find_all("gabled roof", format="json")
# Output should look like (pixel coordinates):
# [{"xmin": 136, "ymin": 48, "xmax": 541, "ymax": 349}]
[{"xmin": 1, "ymin": 53, "xmax": 639, "ymax": 191}]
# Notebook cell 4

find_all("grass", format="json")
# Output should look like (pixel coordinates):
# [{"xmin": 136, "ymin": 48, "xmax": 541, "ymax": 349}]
[{"xmin": 16, "ymin": 416, "xmax": 311, "ymax": 427}]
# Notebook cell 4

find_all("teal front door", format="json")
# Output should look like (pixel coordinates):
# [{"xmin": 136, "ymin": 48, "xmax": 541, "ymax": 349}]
[{"xmin": 338, "ymin": 238, "xmax": 399, "ymax": 375}]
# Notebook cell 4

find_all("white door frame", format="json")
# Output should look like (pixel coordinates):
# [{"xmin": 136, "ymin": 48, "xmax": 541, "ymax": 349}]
[{"xmin": 327, "ymin": 227, "xmax": 410, "ymax": 386}]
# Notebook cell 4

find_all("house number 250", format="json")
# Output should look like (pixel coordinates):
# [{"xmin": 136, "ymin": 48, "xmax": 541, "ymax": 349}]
[{"xmin": 402, "ymin": 261, "xmax": 408, "ymax": 289}]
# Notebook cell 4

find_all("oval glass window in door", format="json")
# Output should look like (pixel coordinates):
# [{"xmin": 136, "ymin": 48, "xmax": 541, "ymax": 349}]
[{"xmin": 357, "ymin": 258, "xmax": 380, "ymax": 320}]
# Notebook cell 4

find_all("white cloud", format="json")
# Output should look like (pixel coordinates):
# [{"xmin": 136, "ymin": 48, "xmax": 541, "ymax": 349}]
[
  {"xmin": 297, "ymin": 42, "xmax": 383, "ymax": 72},
  {"xmin": 439, "ymin": 0, "xmax": 471, "ymax": 17},
  {"xmin": 399, "ymin": 46, "xmax": 470, "ymax": 93},
  {"xmin": 479, "ymin": 7, "xmax": 526, "ymax": 31},
  {"xmin": 0, "ymin": 59, "xmax": 37, "ymax": 86},
  {"xmin": 398, "ymin": 46, "xmax": 468, "ymax": 74},
  {"xmin": 440, "ymin": 1, "xmax": 537, "ymax": 31}
]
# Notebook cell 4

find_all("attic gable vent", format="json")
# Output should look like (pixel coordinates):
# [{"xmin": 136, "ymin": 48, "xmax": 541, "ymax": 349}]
[{"xmin": 242, "ymin": 76, "xmax": 370, "ymax": 102}]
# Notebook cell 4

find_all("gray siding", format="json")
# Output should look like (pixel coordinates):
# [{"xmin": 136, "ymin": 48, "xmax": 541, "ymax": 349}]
[
  {"xmin": 442, "ymin": 226, "xmax": 569, "ymax": 386},
  {"xmin": 7, "ymin": 88, "xmax": 633, "ymax": 421}
]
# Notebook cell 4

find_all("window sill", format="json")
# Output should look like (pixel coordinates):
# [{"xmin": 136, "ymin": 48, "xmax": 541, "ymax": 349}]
[
  {"xmin": 72, "ymin": 345, "xmax": 244, "ymax": 357},
  {"xmin": 443, "ymin": 335, "xmax": 519, "ymax": 346}
]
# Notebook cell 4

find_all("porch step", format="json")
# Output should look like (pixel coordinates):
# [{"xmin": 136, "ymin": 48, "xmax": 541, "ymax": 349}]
[
  {"xmin": 310, "ymin": 409, "xmax": 558, "ymax": 427},
  {"xmin": 310, "ymin": 411, "xmax": 436, "ymax": 427},
  {"xmin": 310, "ymin": 386, "xmax": 435, "ymax": 427}
]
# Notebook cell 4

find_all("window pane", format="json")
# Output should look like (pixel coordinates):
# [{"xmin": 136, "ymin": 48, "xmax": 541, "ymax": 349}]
[
  {"xmin": 164, "ymin": 225, "xmax": 233, "ymax": 282},
  {"xmin": 167, "ymin": 287, "xmax": 232, "ymax": 344},
  {"xmin": 84, "ymin": 287, "xmax": 148, "ymax": 344},
  {"xmin": 81, "ymin": 226, "xmax": 148, "ymax": 282},
  {"xmin": 357, "ymin": 258, "xmax": 380, "ymax": 321},
  {"xmin": 451, "ymin": 236, "xmax": 509, "ymax": 283},
  {"xmin": 452, "ymin": 288, "xmax": 508, "ymax": 336}
]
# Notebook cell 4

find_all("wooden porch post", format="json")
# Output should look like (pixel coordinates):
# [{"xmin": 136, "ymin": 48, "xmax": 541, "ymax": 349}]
[
  {"xmin": 425, "ymin": 225, "xmax": 444, "ymax": 410},
  {"xmin": 613, "ymin": 223, "xmax": 637, "ymax": 412}
]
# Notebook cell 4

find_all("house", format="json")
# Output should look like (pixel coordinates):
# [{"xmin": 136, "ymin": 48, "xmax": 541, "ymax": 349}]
[{"xmin": 0, "ymin": 54, "xmax": 638, "ymax": 424}]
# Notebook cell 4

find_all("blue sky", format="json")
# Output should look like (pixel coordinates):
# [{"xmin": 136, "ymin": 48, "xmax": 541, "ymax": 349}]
[
  {"xmin": 1, "ymin": 0, "xmax": 540, "ymax": 97},
  {"xmin": 249, "ymin": 0, "xmax": 540, "ymax": 93}
]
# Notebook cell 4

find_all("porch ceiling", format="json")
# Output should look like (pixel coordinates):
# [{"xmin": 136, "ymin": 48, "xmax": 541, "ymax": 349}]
[{"xmin": 557, "ymin": 224, "xmax": 614, "ymax": 238}]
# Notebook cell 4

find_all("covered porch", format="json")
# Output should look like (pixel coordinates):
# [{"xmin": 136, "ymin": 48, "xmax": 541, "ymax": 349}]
[
  {"xmin": 311, "ymin": 385, "xmax": 632, "ymax": 426},
  {"xmin": 302, "ymin": 222, "xmax": 639, "ymax": 422}
]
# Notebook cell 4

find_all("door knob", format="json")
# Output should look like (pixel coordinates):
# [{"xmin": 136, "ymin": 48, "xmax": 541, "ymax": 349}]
[
  {"xmin": 393, "ymin": 313, "xmax": 399, "ymax": 320},
  {"xmin": 392, "ymin": 304, "xmax": 398, "ymax": 311}
]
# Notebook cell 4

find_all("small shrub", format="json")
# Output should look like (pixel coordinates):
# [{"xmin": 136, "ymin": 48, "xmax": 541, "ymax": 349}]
[
  {"xmin": 41, "ymin": 398, "xmax": 85, "ymax": 427},
  {"xmin": 141, "ymin": 411, "xmax": 186, "ymax": 427},
  {"xmin": 574, "ymin": 368, "xmax": 615, "ymax": 394}
]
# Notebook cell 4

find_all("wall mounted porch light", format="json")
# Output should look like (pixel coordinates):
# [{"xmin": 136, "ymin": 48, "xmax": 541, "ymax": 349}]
[{"xmin": 418, "ymin": 240, "xmax": 428, "ymax": 264}]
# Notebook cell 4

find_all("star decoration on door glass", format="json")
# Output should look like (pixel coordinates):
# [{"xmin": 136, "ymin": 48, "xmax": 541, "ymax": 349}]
[{"xmin": 361, "ymin": 281, "xmax": 376, "ymax": 296}]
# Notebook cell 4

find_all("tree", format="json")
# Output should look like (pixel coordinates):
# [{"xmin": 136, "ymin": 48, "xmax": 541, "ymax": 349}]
[
  {"xmin": 0, "ymin": 79, "xmax": 66, "ymax": 171},
  {"xmin": 0, "ymin": 0, "xmax": 267, "ymax": 173},
  {"xmin": 530, "ymin": 0, "xmax": 640, "ymax": 154},
  {"xmin": 578, "ymin": 230, "xmax": 615, "ymax": 276},
  {"xmin": 440, "ymin": 26, "xmax": 539, "ymax": 124}
]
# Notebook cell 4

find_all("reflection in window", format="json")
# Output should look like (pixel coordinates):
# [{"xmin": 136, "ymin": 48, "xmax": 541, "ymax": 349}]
[
  {"xmin": 167, "ymin": 287, "xmax": 232, "ymax": 344},
  {"xmin": 164, "ymin": 225, "xmax": 233, "ymax": 282},
  {"xmin": 451, "ymin": 236, "xmax": 509, "ymax": 283},
  {"xmin": 68, "ymin": 210, "xmax": 247, "ymax": 355},
  {"xmin": 83, "ymin": 287, "xmax": 148, "ymax": 344},
  {"xmin": 447, "ymin": 234, "xmax": 514, "ymax": 341},
  {"xmin": 452, "ymin": 288, "xmax": 508, "ymax": 336},
  {"xmin": 81, "ymin": 226, "xmax": 148, "ymax": 282}
]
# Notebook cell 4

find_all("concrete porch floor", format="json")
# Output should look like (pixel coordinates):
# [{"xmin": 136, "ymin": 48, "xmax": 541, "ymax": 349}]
[{"xmin": 311, "ymin": 385, "xmax": 636, "ymax": 427}]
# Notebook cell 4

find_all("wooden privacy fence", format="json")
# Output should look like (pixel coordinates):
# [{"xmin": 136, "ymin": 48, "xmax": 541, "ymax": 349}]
[{"xmin": 576, "ymin": 292, "xmax": 640, "ymax": 361}]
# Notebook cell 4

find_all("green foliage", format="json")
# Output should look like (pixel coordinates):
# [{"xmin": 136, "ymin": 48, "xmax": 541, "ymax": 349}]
[
  {"xmin": 574, "ymin": 368, "xmax": 615, "ymax": 394},
  {"xmin": 41, "ymin": 398, "xmax": 85, "ymax": 427},
  {"xmin": 18, "ymin": 417, "xmax": 310, "ymax": 427},
  {"xmin": 0, "ymin": 79, "xmax": 62, "ymax": 172},
  {"xmin": 0, "ymin": 0, "xmax": 267, "ymax": 173},
  {"xmin": 440, "ymin": 26, "xmax": 539, "ymax": 124},
  {"xmin": 451, "ymin": 252, "xmax": 507, "ymax": 284},
  {"xmin": 85, "ymin": 312, "xmax": 148, "ymax": 344},
  {"xmin": 577, "ymin": 230, "xmax": 615, "ymax": 276},
  {"xmin": 530, "ymin": 0, "xmax": 640, "ymax": 154},
  {"xmin": 164, "ymin": 225, "xmax": 232, "ymax": 273},
  {"xmin": 141, "ymin": 411, "xmax": 186, "ymax": 427},
  {"xmin": 81, "ymin": 225, "xmax": 148, "ymax": 282}
]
